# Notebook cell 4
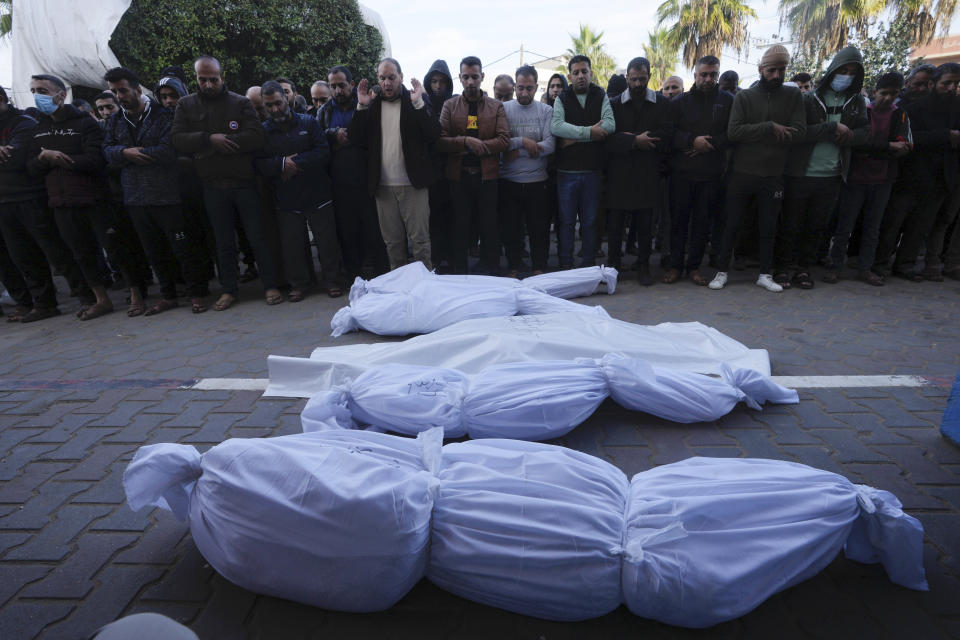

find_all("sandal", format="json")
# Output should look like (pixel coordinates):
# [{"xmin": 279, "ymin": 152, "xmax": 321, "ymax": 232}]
[
  {"xmin": 191, "ymin": 297, "xmax": 209, "ymax": 314},
  {"xmin": 773, "ymin": 272, "xmax": 793, "ymax": 290},
  {"xmin": 127, "ymin": 301, "xmax": 145, "ymax": 317},
  {"xmin": 287, "ymin": 290, "xmax": 305, "ymax": 303},
  {"xmin": 144, "ymin": 298, "xmax": 179, "ymax": 316},
  {"xmin": 79, "ymin": 301, "xmax": 114, "ymax": 321},
  {"xmin": 213, "ymin": 293, "xmax": 236, "ymax": 311},
  {"xmin": 689, "ymin": 270, "xmax": 707, "ymax": 286},
  {"xmin": 662, "ymin": 268, "xmax": 680, "ymax": 284},
  {"xmin": 6, "ymin": 305, "xmax": 31, "ymax": 323},
  {"xmin": 265, "ymin": 289, "xmax": 284, "ymax": 305},
  {"xmin": 793, "ymin": 272, "xmax": 814, "ymax": 290}
]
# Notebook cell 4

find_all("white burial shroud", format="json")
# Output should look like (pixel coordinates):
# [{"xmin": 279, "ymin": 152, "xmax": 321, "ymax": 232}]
[
  {"xmin": 331, "ymin": 263, "xmax": 618, "ymax": 337},
  {"xmin": 265, "ymin": 312, "xmax": 773, "ymax": 398}
]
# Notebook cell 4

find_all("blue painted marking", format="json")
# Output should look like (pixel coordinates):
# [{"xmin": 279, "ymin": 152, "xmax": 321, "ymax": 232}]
[
  {"xmin": 0, "ymin": 378, "xmax": 198, "ymax": 391},
  {"xmin": 941, "ymin": 368, "xmax": 960, "ymax": 447}
]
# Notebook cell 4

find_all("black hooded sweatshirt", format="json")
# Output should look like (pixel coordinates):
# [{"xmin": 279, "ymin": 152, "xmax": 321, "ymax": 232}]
[
  {"xmin": 544, "ymin": 73, "xmax": 568, "ymax": 107},
  {"xmin": 424, "ymin": 60, "xmax": 454, "ymax": 123}
]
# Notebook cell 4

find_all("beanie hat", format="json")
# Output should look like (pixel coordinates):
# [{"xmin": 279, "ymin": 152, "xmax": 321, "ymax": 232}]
[{"xmin": 760, "ymin": 44, "xmax": 790, "ymax": 69}]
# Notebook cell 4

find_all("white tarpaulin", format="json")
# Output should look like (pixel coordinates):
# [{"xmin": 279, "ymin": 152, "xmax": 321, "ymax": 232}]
[
  {"xmin": 300, "ymin": 357, "xmax": 799, "ymax": 440},
  {"xmin": 123, "ymin": 429, "xmax": 927, "ymax": 626},
  {"xmin": 332, "ymin": 263, "xmax": 617, "ymax": 337},
  {"xmin": 266, "ymin": 313, "xmax": 772, "ymax": 397}
]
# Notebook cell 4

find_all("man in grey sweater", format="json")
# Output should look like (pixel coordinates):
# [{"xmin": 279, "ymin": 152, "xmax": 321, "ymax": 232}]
[{"xmin": 499, "ymin": 65, "xmax": 555, "ymax": 275}]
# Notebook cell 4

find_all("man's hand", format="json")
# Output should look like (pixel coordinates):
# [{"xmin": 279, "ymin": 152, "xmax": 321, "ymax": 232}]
[
  {"xmin": 282, "ymin": 155, "xmax": 299, "ymax": 181},
  {"xmin": 692, "ymin": 135, "xmax": 714, "ymax": 153},
  {"xmin": 835, "ymin": 122, "xmax": 853, "ymax": 144},
  {"xmin": 357, "ymin": 79, "xmax": 376, "ymax": 107},
  {"xmin": 771, "ymin": 122, "xmax": 797, "ymax": 141},
  {"xmin": 210, "ymin": 133, "xmax": 240, "ymax": 154},
  {"xmin": 521, "ymin": 137, "xmax": 540, "ymax": 158},
  {"xmin": 38, "ymin": 148, "xmax": 74, "ymax": 168},
  {"xmin": 121, "ymin": 147, "xmax": 155, "ymax": 165},
  {"xmin": 634, "ymin": 131, "xmax": 660, "ymax": 150},
  {"xmin": 589, "ymin": 122, "xmax": 607, "ymax": 141},
  {"xmin": 464, "ymin": 136, "xmax": 485, "ymax": 155},
  {"xmin": 0, "ymin": 145, "xmax": 13, "ymax": 162},
  {"xmin": 409, "ymin": 78, "xmax": 424, "ymax": 103},
  {"xmin": 335, "ymin": 128, "xmax": 349, "ymax": 147},
  {"xmin": 888, "ymin": 140, "xmax": 911, "ymax": 157}
]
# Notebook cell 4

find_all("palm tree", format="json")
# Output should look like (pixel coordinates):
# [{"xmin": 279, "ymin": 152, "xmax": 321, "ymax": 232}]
[
  {"xmin": 644, "ymin": 28, "xmax": 681, "ymax": 90},
  {"xmin": 556, "ymin": 24, "xmax": 617, "ymax": 88},
  {"xmin": 778, "ymin": 0, "xmax": 884, "ymax": 59},
  {"xmin": 890, "ymin": 0, "xmax": 959, "ymax": 44},
  {"xmin": 657, "ymin": 0, "xmax": 758, "ymax": 70},
  {"xmin": 0, "ymin": 1, "xmax": 12, "ymax": 40}
]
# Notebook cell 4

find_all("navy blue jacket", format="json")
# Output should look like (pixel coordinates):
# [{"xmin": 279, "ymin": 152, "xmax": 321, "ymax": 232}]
[
  {"xmin": 0, "ymin": 107, "xmax": 44, "ymax": 203},
  {"xmin": 103, "ymin": 97, "xmax": 179, "ymax": 206},
  {"xmin": 255, "ymin": 112, "xmax": 331, "ymax": 211}
]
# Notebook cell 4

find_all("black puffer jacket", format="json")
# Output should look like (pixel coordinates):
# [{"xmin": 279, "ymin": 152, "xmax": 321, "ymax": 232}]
[
  {"xmin": 0, "ymin": 107, "xmax": 44, "ymax": 203},
  {"xmin": 27, "ymin": 104, "xmax": 109, "ymax": 207}
]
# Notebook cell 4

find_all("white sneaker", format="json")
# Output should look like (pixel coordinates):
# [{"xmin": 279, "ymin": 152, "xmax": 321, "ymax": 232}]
[
  {"xmin": 708, "ymin": 272, "xmax": 728, "ymax": 289},
  {"xmin": 756, "ymin": 273, "xmax": 783, "ymax": 292}
]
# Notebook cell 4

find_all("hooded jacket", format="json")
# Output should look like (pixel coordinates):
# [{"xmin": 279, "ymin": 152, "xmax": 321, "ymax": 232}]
[
  {"xmin": 785, "ymin": 46, "xmax": 870, "ymax": 179},
  {"xmin": 423, "ymin": 60, "xmax": 454, "ymax": 122},
  {"xmin": 103, "ymin": 97, "xmax": 180, "ymax": 206},
  {"xmin": 543, "ymin": 74, "xmax": 568, "ymax": 107},
  {"xmin": 155, "ymin": 76, "xmax": 188, "ymax": 100},
  {"xmin": 27, "ymin": 104, "xmax": 110, "ymax": 207},
  {"xmin": 0, "ymin": 107, "xmax": 44, "ymax": 203}
]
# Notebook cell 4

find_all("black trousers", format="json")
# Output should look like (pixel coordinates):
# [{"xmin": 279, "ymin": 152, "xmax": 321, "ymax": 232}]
[
  {"xmin": 0, "ymin": 199, "xmax": 91, "ymax": 308},
  {"xmin": 775, "ymin": 175, "xmax": 841, "ymax": 272},
  {"xmin": 608, "ymin": 209, "xmax": 653, "ymax": 266},
  {"xmin": 54, "ymin": 204, "xmax": 139, "ymax": 290},
  {"xmin": 450, "ymin": 173, "xmax": 499, "ymax": 274},
  {"xmin": 334, "ymin": 182, "xmax": 387, "ymax": 277},
  {"xmin": 670, "ymin": 175, "xmax": 721, "ymax": 271},
  {"xmin": 128, "ymin": 204, "xmax": 208, "ymax": 299},
  {"xmin": 428, "ymin": 177, "xmax": 454, "ymax": 269},
  {"xmin": 0, "ymin": 228, "xmax": 31, "ymax": 309},
  {"xmin": 203, "ymin": 186, "xmax": 278, "ymax": 295},
  {"xmin": 499, "ymin": 179, "xmax": 549, "ymax": 272},
  {"xmin": 277, "ymin": 203, "xmax": 342, "ymax": 290},
  {"xmin": 716, "ymin": 173, "xmax": 784, "ymax": 274}
]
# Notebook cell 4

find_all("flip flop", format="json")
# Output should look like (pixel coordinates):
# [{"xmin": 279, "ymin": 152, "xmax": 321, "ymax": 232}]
[
  {"xmin": 127, "ymin": 302, "xmax": 145, "ymax": 317},
  {"xmin": 80, "ymin": 301, "xmax": 114, "ymax": 321},
  {"xmin": 265, "ymin": 289, "xmax": 284, "ymax": 305},
  {"xmin": 144, "ymin": 298, "xmax": 179, "ymax": 316},
  {"xmin": 191, "ymin": 298, "xmax": 209, "ymax": 314},
  {"xmin": 213, "ymin": 294, "xmax": 236, "ymax": 311}
]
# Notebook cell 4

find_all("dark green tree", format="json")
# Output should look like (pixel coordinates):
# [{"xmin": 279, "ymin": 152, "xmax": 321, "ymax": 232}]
[
  {"xmin": 851, "ymin": 17, "xmax": 917, "ymax": 89},
  {"xmin": 110, "ymin": 0, "xmax": 383, "ymax": 93}
]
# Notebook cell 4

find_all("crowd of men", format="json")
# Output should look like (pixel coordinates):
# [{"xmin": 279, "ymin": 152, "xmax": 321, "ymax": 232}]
[{"xmin": 0, "ymin": 42, "xmax": 958, "ymax": 323}]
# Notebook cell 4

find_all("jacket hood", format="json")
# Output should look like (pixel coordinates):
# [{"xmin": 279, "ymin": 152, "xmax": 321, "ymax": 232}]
[
  {"xmin": 424, "ymin": 59, "xmax": 453, "ymax": 95},
  {"xmin": 155, "ymin": 76, "xmax": 188, "ymax": 98},
  {"xmin": 818, "ymin": 45, "xmax": 864, "ymax": 96}
]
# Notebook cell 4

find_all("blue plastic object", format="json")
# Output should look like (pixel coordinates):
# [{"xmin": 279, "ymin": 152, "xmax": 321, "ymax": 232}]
[{"xmin": 941, "ymin": 368, "xmax": 960, "ymax": 447}]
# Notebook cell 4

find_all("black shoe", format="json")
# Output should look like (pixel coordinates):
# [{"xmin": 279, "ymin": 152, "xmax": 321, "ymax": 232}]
[
  {"xmin": 239, "ymin": 266, "xmax": 259, "ymax": 283},
  {"xmin": 637, "ymin": 265, "xmax": 654, "ymax": 286},
  {"xmin": 20, "ymin": 307, "xmax": 61, "ymax": 323}
]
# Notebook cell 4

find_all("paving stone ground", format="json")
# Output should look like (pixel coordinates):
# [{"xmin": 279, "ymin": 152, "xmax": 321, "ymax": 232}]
[{"xmin": 0, "ymin": 269, "xmax": 958, "ymax": 639}]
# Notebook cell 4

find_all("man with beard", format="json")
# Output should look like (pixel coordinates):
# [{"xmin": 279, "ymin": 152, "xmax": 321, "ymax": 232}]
[
  {"xmin": 719, "ymin": 70, "xmax": 740, "ymax": 95},
  {"xmin": 437, "ymin": 56, "xmax": 510, "ymax": 274},
  {"xmin": 661, "ymin": 76, "xmax": 683, "ymax": 99},
  {"xmin": 500, "ymin": 65, "xmax": 554, "ymax": 275},
  {"xmin": 550, "ymin": 55, "xmax": 615, "ymax": 269},
  {"xmin": 318, "ymin": 65, "xmax": 387, "ymax": 279},
  {"xmin": 708, "ymin": 44, "xmax": 806, "ymax": 292},
  {"xmin": 775, "ymin": 46, "xmax": 870, "ymax": 290},
  {"xmin": 348, "ymin": 58, "xmax": 439, "ymax": 270},
  {"xmin": 899, "ymin": 64, "xmax": 936, "ymax": 107},
  {"xmin": 664, "ymin": 55, "xmax": 732, "ymax": 286},
  {"xmin": 605, "ymin": 56, "xmax": 672, "ymax": 284},
  {"xmin": 172, "ymin": 56, "xmax": 281, "ymax": 310},
  {"xmin": 245, "ymin": 86, "xmax": 268, "ymax": 122},
  {"xmin": 423, "ymin": 59, "xmax": 455, "ymax": 271},
  {"xmin": 256, "ymin": 80, "xmax": 341, "ymax": 300},
  {"xmin": 103, "ymin": 66, "xmax": 209, "ymax": 314},
  {"xmin": 494, "ymin": 74, "xmax": 515, "ymax": 102}
]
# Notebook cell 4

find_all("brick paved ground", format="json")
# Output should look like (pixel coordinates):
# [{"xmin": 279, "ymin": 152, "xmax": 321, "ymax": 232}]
[{"xmin": 0, "ymin": 270, "xmax": 958, "ymax": 639}]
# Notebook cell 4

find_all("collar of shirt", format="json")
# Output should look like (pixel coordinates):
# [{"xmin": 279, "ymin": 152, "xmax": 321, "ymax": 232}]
[{"xmin": 620, "ymin": 87, "xmax": 657, "ymax": 105}]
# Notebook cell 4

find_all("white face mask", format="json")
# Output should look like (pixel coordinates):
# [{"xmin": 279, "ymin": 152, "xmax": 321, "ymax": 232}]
[{"xmin": 831, "ymin": 74, "xmax": 854, "ymax": 92}]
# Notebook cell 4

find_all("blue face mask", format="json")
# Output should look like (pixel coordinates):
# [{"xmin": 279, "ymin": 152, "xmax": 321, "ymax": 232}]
[
  {"xmin": 34, "ymin": 93, "xmax": 59, "ymax": 115},
  {"xmin": 830, "ymin": 74, "xmax": 854, "ymax": 92}
]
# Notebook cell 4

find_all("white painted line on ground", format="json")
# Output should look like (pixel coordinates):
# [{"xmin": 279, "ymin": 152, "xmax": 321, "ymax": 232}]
[{"xmin": 184, "ymin": 375, "xmax": 934, "ymax": 392}]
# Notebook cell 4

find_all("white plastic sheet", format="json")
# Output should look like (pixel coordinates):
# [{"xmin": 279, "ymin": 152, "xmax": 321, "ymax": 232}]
[
  {"xmin": 300, "ymin": 357, "xmax": 799, "ymax": 440},
  {"xmin": 332, "ymin": 263, "xmax": 617, "ymax": 337},
  {"xmin": 123, "ymin": 432, "xmax": 927, "ymax": 625},
  {"xmin": 267, "ymin": 313, "xmax": 772, "ymax": 397}
]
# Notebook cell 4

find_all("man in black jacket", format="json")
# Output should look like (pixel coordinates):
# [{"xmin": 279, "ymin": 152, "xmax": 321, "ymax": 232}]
[
  {"xmin": 665, "ymin": 55, "xmax": 732, "ymax": 286},
  {"xmin": 104, "ymin": 67, "xmax": 209, "ymax": 315},
  {"xmin": 318, "ymin": 65, "xmax": 387, "ymax": 279},
  {"xmin": 348, "ymin": 58, "xmax": 439, "ymax": 271},
  {"xmin": 423, "ymin": 59, "xmax": 455, "ymax": 271},
  {"xmin": 27, "ymin": 73, "xmax": 141, "ymax": 321},
  {"xmin": 172, "ymin": 55, "xmax": 281, "ymax": 310}
]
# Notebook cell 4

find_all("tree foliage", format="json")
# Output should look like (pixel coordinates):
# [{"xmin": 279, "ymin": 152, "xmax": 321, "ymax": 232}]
[
  {"xmin": 110, "ymin": 0, "xmax": 383, "ymax": 93},
  {"xmin": 555, "ymin": 24, "xmax": 617, "ymax": 89},
  {"xmin": 657, "ymin": 0, "xmax": 757, "ymax": 69},
  {"xmin": 644, "ymin": 28, "xmax": 681, "ymax": 90},
  {"xmin": 852, "ymin": 17, "xmax": 919, "ymax": 88},
  {"xmin": 0, "ymin": 1, "xmax": 12, "ymax": 40}
]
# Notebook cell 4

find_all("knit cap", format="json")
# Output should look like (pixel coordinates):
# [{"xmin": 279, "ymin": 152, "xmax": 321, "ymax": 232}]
[{"xmin": 759, "ymin": 44, "xmax": 790, "ymax": 69}]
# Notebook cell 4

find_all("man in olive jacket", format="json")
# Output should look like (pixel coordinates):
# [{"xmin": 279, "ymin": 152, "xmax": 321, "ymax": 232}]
[{"xmin": 171, "ymin": 55, "xmax": 280, "ymax": 311}]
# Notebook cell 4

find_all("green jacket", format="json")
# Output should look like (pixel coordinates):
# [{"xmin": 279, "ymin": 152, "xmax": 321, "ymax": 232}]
[
  {"xmin": 728, "ymin": 82, "xmax": 806, "ymax": 177},
  {"xmin": 785, "ymin": 45, "xmax": 871, "ymax": 179}
]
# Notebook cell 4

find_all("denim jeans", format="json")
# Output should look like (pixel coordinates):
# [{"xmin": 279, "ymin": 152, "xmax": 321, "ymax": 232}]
[{"xmin": 557, "ymin": 171, "xmax": 601, "ymax": 267}]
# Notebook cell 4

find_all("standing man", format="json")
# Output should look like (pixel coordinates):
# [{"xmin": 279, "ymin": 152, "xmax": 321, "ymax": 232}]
[
  {"xmin": 310, "ymin": 81, "xmax": 332, "ymax": 115},
  {"xmin": 665, "ymin": 55, "xmax": 733, "ymax": 286},
  {"xmin": 494, "ymin": 74, "xmax": 515, "ymax": 103},
  {"xmin": 103, "ymin": 66, "xmax": 209, "ymax": 315},
  {"xmin": 605, "ymin": 56, "xmax": 672, "ymax": 283},
  {"xmin": 708, "ymin": 44, "xmax": 806, "ymax": 292},
  {"xmin": 499, "ymin": 65, "xmax": 554, "ymax": 275},
  {"xmin": 719, "ymin": 71, "xmax": 740, "ymax": 95},
  {"xmin": 790, "ymin": 73, "xmax": 813, "ymax": 94},
  {"xmin": 172, "ymin": 55, "xmax": 282, "ymax": 310},
  {"xmin": 423, "ymin": 59, "xmax": 456, "ymax": 271},
  {"xmin": 437, "ymin": 56, "xmax": 510, "ymax": 274},
  {"xmin": 256, "ymin": 80, "xmax": 341, "ymax": 300},
  {"xmin": 318, "ymin": 65, "xmax": 387, "ymax": 279},
  {"xmin": 275, "ymin": 78, "xmax": 305, "ymax": 113},
  {"xmin": 94, "ymin": 92, "xmax": 119, "ymax": 123},
  {"xmin": 550, "ymin": 55, "xmax": 615, "ymax": 269},
  {"xmin": 661, "ymin": 76, "xmax": 684, "ymax": 99},
  {"xmin": 542, "ymin": 73, "xmax": 567, "ymax": 107},
  {"xmin": 348, "ymin": 57, "xmax": 439, "ymax": 270}
]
